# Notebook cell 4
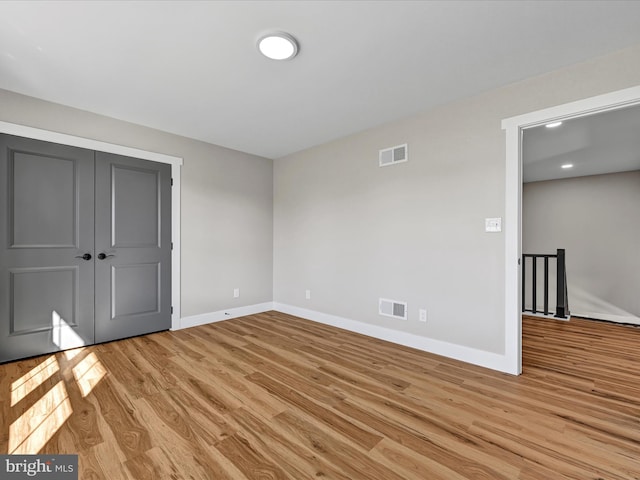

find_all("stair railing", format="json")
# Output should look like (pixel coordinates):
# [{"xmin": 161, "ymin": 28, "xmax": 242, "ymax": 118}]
[{"xmin": 522, "ymin": 248, "xmax": 569, "ymax": 319}]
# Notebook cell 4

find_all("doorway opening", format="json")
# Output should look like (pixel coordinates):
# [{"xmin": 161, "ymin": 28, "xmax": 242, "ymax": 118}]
[
  {"xmin": 502, "ymin": 85, "xmax": 640, "ymax": 375},
  {"xmin": 522, "ymin": 105, "xmax": 640, "ymax": 326}
]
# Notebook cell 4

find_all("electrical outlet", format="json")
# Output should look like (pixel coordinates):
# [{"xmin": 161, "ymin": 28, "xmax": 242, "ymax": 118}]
[
  {"xmin": 419, "ymin": 309, "xmax": 427, "ymax": 322},
  {"xmin": 305, "ymin": 289, "xmax": 311, "ymax": 300},
  {"xmin": 233, "ymin": 288, "xmax": 240, "ymax": 298}
]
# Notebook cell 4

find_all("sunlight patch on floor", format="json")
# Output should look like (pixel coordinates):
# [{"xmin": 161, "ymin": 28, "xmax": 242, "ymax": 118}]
[
  {"xmin": 64, "ymin": 347, "xmax": 85, "ymax": 361},
  {"xmin": 10, "ymin": 356, "xmax": 59, "ymax": 407},
  {"xmin": 9, "ymin": 380, "xmax": 72, "ymax": 454},
  {"xmin": 7, "ymin": 334, "xmax": 108, "ymax": 453},
  {"xmin": 72, "ymin": 352, "xmax": 107, "ymax": 398}
]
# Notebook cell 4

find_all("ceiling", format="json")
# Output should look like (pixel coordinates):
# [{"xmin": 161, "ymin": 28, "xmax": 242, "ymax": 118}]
[
  {"xmin": 523, "ymin": 103, "xmax": 640, "ymax": 183},
  {"xmin": 2, "ymin": 1, "xmax": 640, "ymax": 159}
]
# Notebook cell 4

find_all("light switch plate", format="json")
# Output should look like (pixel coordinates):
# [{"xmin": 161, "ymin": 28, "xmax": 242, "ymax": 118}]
[{"xmin": 485, "ymin": 217, "xmax": 502, "ymax": 233}]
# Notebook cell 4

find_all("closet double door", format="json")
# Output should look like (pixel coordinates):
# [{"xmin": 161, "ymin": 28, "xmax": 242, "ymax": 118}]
[{"xmin": 0, "ymin": 134, "xmax": 171, "ymax": 363}]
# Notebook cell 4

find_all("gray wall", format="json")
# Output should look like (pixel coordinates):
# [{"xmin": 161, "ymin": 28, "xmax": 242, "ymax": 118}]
[
  {"xmin": 523, "ymin": 171, "xmax": 640, "ymax": 324},
  {"xmin": 274, "ymin": 43, "xmax": 640, "ymax": 355},
  {"xmin": 0, "ymin": 88, "xmax": 273, "ymax": 318},
  {"xmin": 2, "ymin": 41, "xmax": 640, "ymax": 360}
]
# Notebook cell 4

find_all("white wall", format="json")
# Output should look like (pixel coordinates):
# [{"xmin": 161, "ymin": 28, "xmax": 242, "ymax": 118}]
[
  {"xmin": 523, "ymin": 171, "xmax": 640, "ymax": 324},
  {"xmin": 0, "ymin": 88, "xmax": 274, "ymax": 319},
  {"xmin": 274, "ymin": 43, "xmax": 640, "ymax": 360}
]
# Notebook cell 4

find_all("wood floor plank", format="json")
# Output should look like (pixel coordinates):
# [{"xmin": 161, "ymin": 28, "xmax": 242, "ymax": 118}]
[
  {"xmin": 215, "ymin": 433, "xmax": 291, "ymax": 480},
  {"xmin": 53, "ymin": 361, "xmax": 104, "ymax": 451},
  {"xmin": 130, "ymin": 395, "xmax": 239, "ymax": 480},
  {"xmin": 122, "ymin": 446, "xmax": 183, "ymax": 480},
  {"xmin": 2, "ymin": 313, "xmax": 640, "ymax": 479},
  {"xmin": 246, "ymin": 371, "xmax": 383, "ymax": 451},
  {"xmin": 333, "ymin": 397, "xmax": 518, "ymax": 480},
  {"xmin": 93, "ymin": 343, "xmax": 159, "ymax": 399},
  {"xmin": 89, "ymin": 376, "xmax": 152, "ymax": 460},
  {"xmin": 231, "ymin": 344, "xmax": 345, "ymax": 408},
  {"xmin": 174, "ymin": 351, "xmax": 289, "ymax": 420},
  {"xmin": 228, "ymin": 406, "xmax": 354, "ymax": 480},
  {"xmin": 369, "ymin": 438, "xmax": 469, "ymax": 480},
  {"xmin": 273, "ymin": 409, "xmax": 406, "ymax": 480}
]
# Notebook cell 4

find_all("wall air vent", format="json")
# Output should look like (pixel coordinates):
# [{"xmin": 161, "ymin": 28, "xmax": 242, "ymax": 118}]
[
  {"xmin": 379, "ymin": 298, "xmax": 407, "ymax": 320},
  {"xmin": 379, "ymin": 143, "xmax": 408, "ymax": 167}
]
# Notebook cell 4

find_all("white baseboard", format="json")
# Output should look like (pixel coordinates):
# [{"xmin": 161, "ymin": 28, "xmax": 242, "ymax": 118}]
[
  {"xmin": 178, "ymin": 302, "xmax": 274, "ymax": 330},
  {"xmin": 176, "ymin": 301, "xmax": 512, "ymax": 374},
  {"xmin": 573, "ymin": 311, "xmax": 640, "ymax": 326},
  {"xmin": 272, "ymin": 303, "xmax": 511, "ymax": 374}
]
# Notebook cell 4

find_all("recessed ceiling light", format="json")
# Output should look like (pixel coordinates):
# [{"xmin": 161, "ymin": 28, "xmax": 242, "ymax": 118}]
[
  {"xmin": 545, "ymin": 121, "xmax": 563, "ymax": 128},
  {"xmin": 258, "ymin": 32, "xmax": 298, "ymax": 60},
  {"xmin": 561, "ymin": 164, "xmax": 573, "ymax": 169}
]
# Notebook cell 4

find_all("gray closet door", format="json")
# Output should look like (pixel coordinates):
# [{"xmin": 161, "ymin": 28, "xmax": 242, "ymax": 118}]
[
  {"xmin": 94, "ymin": 152, "xmax": 171, "ymax": 343},
  {"xmin": 0, "ymin": 134, "xmax": 95, "ymax": 363}
]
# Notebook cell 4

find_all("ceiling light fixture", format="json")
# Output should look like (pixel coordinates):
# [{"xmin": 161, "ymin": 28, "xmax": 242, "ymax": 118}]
[
  {"xmin": 561, "ymin": 164, "xmax": 573, "ymax": 169},
  {"xmin": 258, "ymin": 32, "xmax": 298, "ymax": 60},
  {"xmin": 545, "ymin": 121, "xmax": 563, "ymax": 128}
]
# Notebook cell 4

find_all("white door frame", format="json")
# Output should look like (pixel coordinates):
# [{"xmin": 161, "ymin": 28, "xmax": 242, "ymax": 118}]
[
  {"xmin": 502, "ymin": 85, "xmax": 640, "ymax": 375},
  {"xmin": 0, "ymin": 121, "xmax": 183, "ymax": 330}
]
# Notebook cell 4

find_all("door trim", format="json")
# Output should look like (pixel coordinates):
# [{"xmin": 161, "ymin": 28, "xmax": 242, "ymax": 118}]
[
  {"xmin": 501, "ymin": 84, "xmax": 640, "ymax": 375},
  {"xmin": 0, "ymin": 121, "xmax": 183, "ymax": 330}
]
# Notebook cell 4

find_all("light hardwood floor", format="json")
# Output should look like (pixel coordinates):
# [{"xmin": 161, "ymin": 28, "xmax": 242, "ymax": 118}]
[{"xmin": 1, "ymin": 312, "xmax": 639, "ymax": 479}]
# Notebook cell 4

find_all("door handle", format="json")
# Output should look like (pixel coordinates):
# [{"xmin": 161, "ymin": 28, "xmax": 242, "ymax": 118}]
[
  {"xmin": 75, "ymin": 253, "xmax": 92, "ymax": 261},
  {"xmin": 97, "ymin": 253, "xmax": 115, "ymax": 260}
]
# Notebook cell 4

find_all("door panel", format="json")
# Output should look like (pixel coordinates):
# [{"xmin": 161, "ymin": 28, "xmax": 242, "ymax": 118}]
[
  {"xmin": 0, "ymin": 134, "xmax": 95, "ymax": 363},
  {"xmin": 94, "ymin": 152, "xmax": 171, "ymax": 343},
  {"xmin": 112, "ymin": 165, "xmax": 161, "ymax": 247},
  {"xmin": 11, "ymin": 152, "xmax": 77, "ymax": 248},
  {"xmin": 111, "ymin": 263, "xmax": 160, "ymax": 317},
  {"xmin": 10, "ymin": 267, "xmax": 77, "ymax": 334}
]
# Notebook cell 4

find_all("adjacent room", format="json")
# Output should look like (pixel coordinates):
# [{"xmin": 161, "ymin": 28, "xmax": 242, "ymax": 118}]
[
  {"xmin": 522, "ymin": 104, "xmax": 640, "ymax": 325},
  {"xmin": 1, "ymin": 1, "xmax": 640, "ymax": 478}
]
